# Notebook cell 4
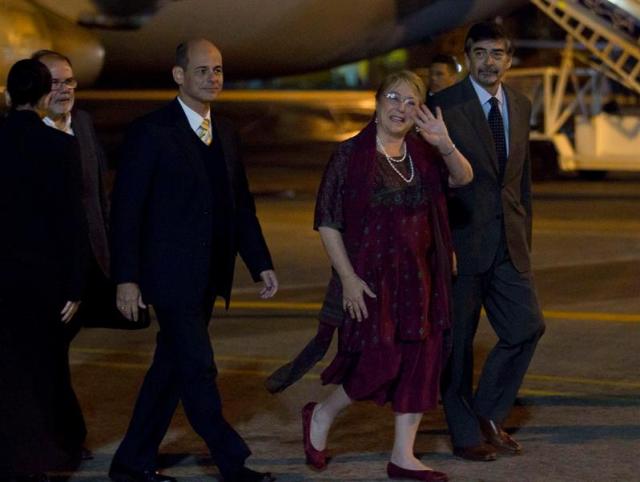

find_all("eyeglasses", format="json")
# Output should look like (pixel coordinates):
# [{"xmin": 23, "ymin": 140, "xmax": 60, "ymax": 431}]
[
  {"xmin": 384, "ymin": 91, "xmax": 417, "ymax": 108},
  {"xmin": 51, "ymin": 78, "xmax": 78, "ymax": 90}
]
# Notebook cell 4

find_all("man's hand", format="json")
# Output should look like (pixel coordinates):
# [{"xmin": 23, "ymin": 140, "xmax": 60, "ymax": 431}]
[
  {"xmin": 61, "ymin": 301, "xmax": 81, "ymax": 323},
  {"xmin": 259, "ymin": 270, "xmax": 278, "ymax": 299},
  {"xmin": 117, "ymin": 282, "xmax": 146, "ymax": 321}
]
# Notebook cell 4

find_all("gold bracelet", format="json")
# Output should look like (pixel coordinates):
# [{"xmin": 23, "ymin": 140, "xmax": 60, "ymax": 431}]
[{"xmin": 440, "ymin": 143, "xmax": 456, "ymax": 157}]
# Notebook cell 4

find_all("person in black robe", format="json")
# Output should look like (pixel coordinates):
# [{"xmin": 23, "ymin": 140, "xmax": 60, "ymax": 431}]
[{"xmin": 0, "ymin": 59, "xmax": 89, "ymax": 481}]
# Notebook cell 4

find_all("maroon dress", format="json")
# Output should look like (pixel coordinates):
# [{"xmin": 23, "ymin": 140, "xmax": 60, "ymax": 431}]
[
  {"xmin": 264, "ymin": 122, "xmax": 453, "ymax": 409},
  {"xmin": 315, "ymin": 142, "xmax": 447, "ymax": 413}
]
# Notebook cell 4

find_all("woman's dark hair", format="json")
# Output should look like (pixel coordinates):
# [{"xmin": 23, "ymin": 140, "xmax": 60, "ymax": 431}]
[{"xmin": 6, "ymin": 59, "xmax": 52, "ymax": 108}]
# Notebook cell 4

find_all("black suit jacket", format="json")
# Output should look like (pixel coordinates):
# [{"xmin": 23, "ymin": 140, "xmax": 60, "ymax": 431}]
[
  {"xmin": 0, "ymin": 110, "xmax": 89, "ymax": 302},
  {"xmin": 429, "ymin": 76, "xmax": 533, "ymax": 274},
  {"xmin": 110, "ymin": 99, "xmax": 273, "ymax": 307},
  {"xmin": 72, "ymin": 109, "xmax": 110, "ymax": 277}
]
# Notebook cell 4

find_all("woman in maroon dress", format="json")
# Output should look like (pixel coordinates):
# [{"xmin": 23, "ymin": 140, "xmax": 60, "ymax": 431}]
[{"xmin": 301, "ymin": 71, "xmax": 473, "ymax": 481}]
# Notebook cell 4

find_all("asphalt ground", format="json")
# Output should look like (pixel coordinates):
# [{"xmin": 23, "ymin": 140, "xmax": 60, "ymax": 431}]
[{"xmin": 54, "ymin": 167, "xmax": 640, "ymax": 482}]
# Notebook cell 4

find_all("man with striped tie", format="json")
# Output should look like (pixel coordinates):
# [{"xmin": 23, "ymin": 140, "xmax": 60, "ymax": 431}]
[
  {"xmin": 109, "ymin": 38, "xmax": 278, "ymax": 482},
  {"xmin": 428, "ymin": 22, "xmax": 545, "ymax": 462}
]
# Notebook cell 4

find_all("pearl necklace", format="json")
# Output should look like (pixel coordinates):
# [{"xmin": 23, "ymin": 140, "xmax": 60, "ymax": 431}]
[
  {"xmin": 376, "ymin": 136, "xmax": 407, "ymax": 162},
  {"xmin": 376, "ymin": 136, "xmax": 415, "ymax": 184}
]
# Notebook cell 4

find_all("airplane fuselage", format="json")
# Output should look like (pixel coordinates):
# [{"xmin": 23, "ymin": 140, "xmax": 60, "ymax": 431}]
[{"xmin": 1, "ymin": 0, "xmax": 528, "ymax": 86}]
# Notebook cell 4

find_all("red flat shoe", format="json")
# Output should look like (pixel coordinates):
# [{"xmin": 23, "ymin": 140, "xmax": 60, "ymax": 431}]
[
  {"xmin": 302, "ymin": 402, "xmax": 328, "ymax": 470},
  {"xmin": 387, "ymin": 462, "xmax": 448, "ymax": 481}
]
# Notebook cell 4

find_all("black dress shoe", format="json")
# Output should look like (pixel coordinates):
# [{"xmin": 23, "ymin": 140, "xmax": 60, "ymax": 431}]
[
  {"xmin": 228, "ymin": 467, "xmax": 276, "ymax": 482},
  {"xmin": 452, "ymin": 443, "xmax": 497, "ymax": 461},
  {"xmin": 478, "ymin": 417, "xmax": 522, "ymax": 454},
  {"xmin": 108, "ymin": 464, "xmax": 177, "ymax": 482}
]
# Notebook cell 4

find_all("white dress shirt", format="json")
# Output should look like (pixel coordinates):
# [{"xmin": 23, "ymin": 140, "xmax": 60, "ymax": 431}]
[
  {"xmin": 43, "ymin": 114, "xmax": 74, "ymax": 136},
  {"xmin": 177, "ymin": 96, "xmax": 211, "ymax": 143}
]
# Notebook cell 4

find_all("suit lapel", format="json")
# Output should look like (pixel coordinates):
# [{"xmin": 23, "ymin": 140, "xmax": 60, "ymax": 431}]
[
  {"xmin": 70, "ymin": 114, "xmax": 96, "ymax": 189},
  {"xmin": 503, "ymin": 85, "xmax": 527, "ymax": 182},
  {"xmin": 459, "ymin": 77, "xmax": 500, "ymax": 176}
]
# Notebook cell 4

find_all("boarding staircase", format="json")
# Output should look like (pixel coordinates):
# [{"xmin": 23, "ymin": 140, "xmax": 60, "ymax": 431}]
[{"xmin": 530, "ymin": 0, "xmax": 640, "ymax": 94}]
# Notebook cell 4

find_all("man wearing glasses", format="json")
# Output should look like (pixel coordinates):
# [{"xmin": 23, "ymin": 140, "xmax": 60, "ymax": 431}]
[
  {"xmin": 428, "ymin": 22, "xmax": 545, "ymax": 461},
  {"xmin": 31, "ymin": 49, "xmax": 111, "ymax": 462}
]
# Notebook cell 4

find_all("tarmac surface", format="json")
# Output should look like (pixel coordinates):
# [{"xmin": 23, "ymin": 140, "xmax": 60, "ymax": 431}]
[{"xmin": 57, "ymin": 165, "xmax": 639, "ymax": 481}]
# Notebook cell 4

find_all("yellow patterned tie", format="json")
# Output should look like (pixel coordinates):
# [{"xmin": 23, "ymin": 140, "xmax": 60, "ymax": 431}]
[{"xmin": 197, "ymin": 118, "xmax": 212, "ymax": 145}]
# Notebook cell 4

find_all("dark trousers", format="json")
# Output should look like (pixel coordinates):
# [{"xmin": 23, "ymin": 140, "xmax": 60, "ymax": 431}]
[
  {"xmin": 112, "ymin": 296, "xmax": 250, "ymax": 478},
  {"xmin": 53, "ymin": 328, "xmax": 86, "ymax": 452},
  {"xmin": 57, "ymin": 259, "xmax": 111, "ymax": 452},
  {"xmin": 442, "ymin": 237, "xmax": 545, "ymax": 448}
]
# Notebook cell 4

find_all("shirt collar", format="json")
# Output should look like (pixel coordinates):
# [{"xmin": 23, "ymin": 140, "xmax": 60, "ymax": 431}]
[
  {"xmin": 177, "ymin": 96, "xmax": 211, "ymax": 133},
  {"xmin": 43, "ymin": 113, "xmax": 74, "ymax": 136},
  {"xmin": 469, "ymin": 75, "xmax": 506, "ymax": 107}
]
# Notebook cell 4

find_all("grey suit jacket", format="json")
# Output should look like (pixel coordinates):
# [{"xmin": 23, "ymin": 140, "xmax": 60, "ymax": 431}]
[
  {"xmin": 429, "ymin": 76, "xmax": 533, "ymax": 274},
  {"xmin": 72, "ymin": 109, "xmax": 110, "ymax": 276}
]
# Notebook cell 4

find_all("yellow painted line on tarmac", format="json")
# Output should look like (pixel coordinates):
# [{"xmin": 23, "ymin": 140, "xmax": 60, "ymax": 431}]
[
  {"xmin": 72, "ymin": 300, "xmax": 640, "ymax": 323},
  {"xmin": 72, "ymin": 361, "xmax": 636, "ymax": 399},
  {"xmin": 73, "ymin": 347, "xmax": 150, "ymax": 356},
  {"xmin": 73, "ymin": 348, "xmax": 639, "ymax": 388},
  {"xmin": 217, "ymin": 368, "xmax": 321, "ymax": 379},
  {"xmin": 224, "ymin": 301, "xmax": 322, "ymax": 310},
  {"xmin": 518, "ymin": 388, "xmax": 582, "ymax": 398},
  {"xmin": 73, "ymin": 360, "xmax": 148, "ymax": 370},
  {"xmin": 224, "ymin": 301, "xmax": 640, "ymax": 324},
  {"xmin": 72, "ymin": 360, "xmax": 321, "ymax": 380},
  {"xmin": 72, "ymin": 347, "xmax": 303, "ymax": 365},
  {"xmin": 525, "ymin": 374, "xmax": 640, "ymax": 389},
  {"xmin": 542, "ymin": 310, "xmax": 640, "ymax": 323},
  {"xmin": 534, "ymin": 218, "xmax": 640, "ymax": 235},
  {"xmin": 72, "ymin": 355, "xmax": 638, "ymax": 390}
]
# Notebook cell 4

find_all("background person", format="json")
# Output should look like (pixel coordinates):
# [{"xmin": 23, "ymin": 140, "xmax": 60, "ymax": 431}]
[
  {"xmin": 31, "ymin": 48, "xmax": 112, "ymax": 461},
  {"xmin": 428, "ymin": 54, "xmax": 459, "ymax": 95},
  {"xmin": 0, "ymin": 58, "xmax": 89, "ymax": 481}
]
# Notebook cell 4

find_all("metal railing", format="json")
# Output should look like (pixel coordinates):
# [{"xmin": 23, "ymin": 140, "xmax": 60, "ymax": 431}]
[{"xmin": 531, "ymin": 0, "xmax": 640, "ymax": 93}]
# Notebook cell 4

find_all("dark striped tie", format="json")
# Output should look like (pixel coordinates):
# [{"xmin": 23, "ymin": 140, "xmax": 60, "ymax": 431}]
[{"xmin": 488, "ymin": 97, "xmax": 507, "ymax": 177}]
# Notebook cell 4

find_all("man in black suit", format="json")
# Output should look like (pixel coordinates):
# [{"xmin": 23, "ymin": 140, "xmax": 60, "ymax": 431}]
[
  {"xmin": 429, "ymin": 22, "xmax": 545, "ymax": 461},
  {"xmin": 109, "ymin": 39, "xmax": 278, "ymax": 482},
  {"xmin": 32, "ymin": 49, "xmax": 111, "ymax": 461}
]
